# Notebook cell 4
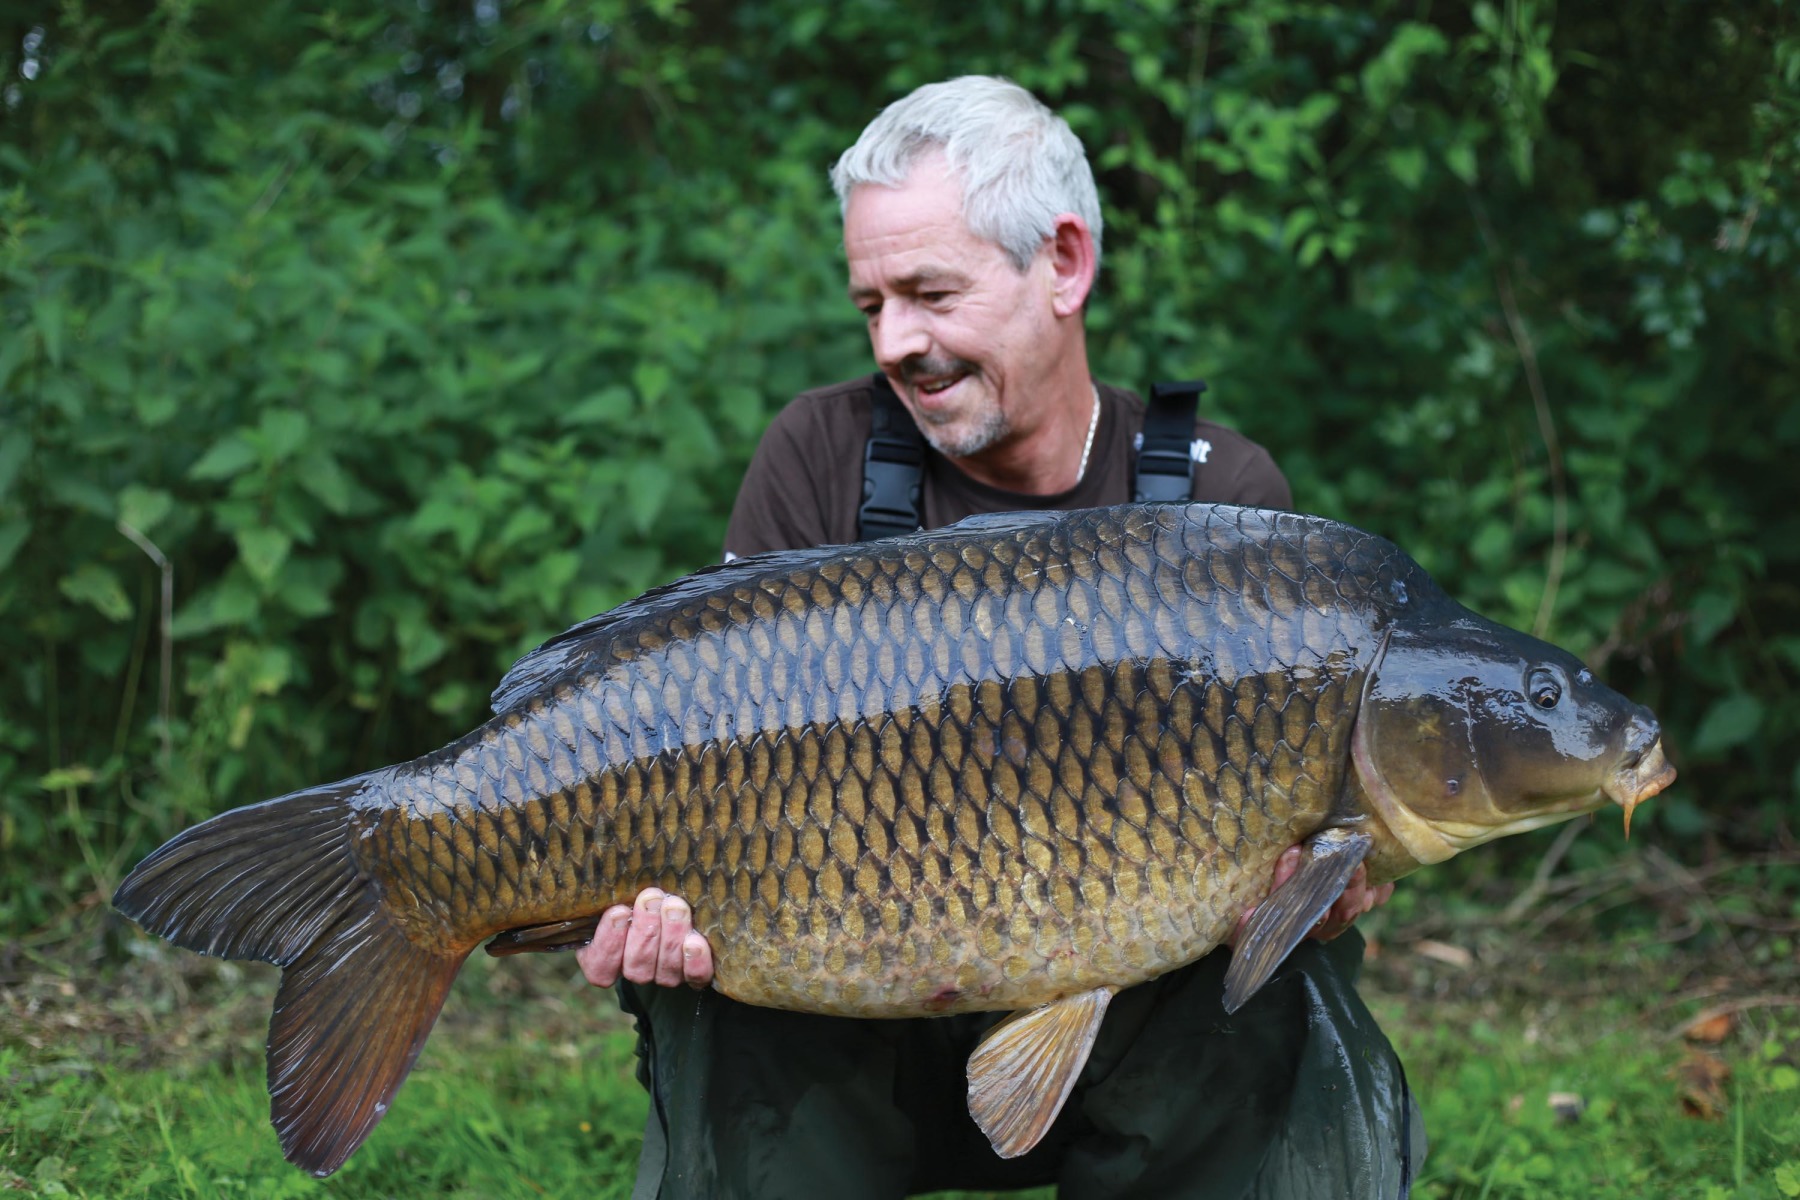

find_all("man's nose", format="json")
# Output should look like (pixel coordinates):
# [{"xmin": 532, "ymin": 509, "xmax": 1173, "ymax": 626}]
[{"xmin": 869, "ymin": 302, "xmax": 930, "ymax": 370}]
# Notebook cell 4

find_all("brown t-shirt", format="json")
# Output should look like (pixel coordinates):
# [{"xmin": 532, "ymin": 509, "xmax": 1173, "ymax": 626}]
[{"xmin": 723, "ymin": 375, "xmax": 1292, "ymax": 558}]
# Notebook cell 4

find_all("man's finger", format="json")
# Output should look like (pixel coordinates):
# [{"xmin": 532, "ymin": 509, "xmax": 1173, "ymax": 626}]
[
  {"xmin": 1230, "ymin": 846, "xmax": 1305, "ymax": 947},
  {"xmin": 620, "ymin": 888, "xmax": 666, "ymax": 984},
  {"xmin": 654, "ymin": 896, "xmax": 693, "ymax": 988},
  {"xmin": 1320, "ymin": 863, "xmax": 1371, "ymax": 931},
  {"xmin": 1269, "ymin": 846, "xmax": 1302, "ymax": 892},
  {"xmin": 682, "ymin": 931, "xmax": 714, "ymax": 989},
  {"xmin": 577, "ymin": 904, "xmax": 634, "ymax": 988}
]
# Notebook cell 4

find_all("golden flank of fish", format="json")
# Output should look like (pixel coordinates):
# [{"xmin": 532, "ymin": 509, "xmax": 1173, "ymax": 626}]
[{"xmin": 114, "ymin": 504, "xmax": 1676, "ymax": 1175}]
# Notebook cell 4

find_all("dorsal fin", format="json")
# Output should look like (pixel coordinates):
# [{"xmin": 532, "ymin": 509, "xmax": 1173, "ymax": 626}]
[
  {"xmin": 488, "ymin": 509, "xmax": 1071, "ymax": 716},
  {"xmin": 488, "ymin": 544, "xmax": 839, "ymax": 715}
]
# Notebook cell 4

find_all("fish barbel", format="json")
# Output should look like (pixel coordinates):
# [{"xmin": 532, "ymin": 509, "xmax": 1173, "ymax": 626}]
[{"xmin": 114, "ymin": 504, "xmax": 1675, "ymax": 1174}]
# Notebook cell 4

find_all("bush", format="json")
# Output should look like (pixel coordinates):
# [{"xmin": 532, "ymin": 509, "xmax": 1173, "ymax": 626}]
[{"xmin": 2, "ymin": 0, "xmax": 1793, "ymax": 931}]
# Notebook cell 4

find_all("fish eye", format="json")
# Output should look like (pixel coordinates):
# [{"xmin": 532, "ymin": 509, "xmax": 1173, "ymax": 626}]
[{"xmin": 1528, "ymin": 667, "xmax": 1562, "ymax": 710}]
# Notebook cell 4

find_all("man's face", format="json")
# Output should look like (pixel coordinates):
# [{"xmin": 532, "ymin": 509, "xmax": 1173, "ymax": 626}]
[{"xmin": 844, "ymin": 154, "xmax": 1059, "ymax": 460}]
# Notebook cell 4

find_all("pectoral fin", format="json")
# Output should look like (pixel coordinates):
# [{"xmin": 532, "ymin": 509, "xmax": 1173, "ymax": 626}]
[
  {"xmin": 966, "ymin": 986, "xmax": 1116, "ymax": 1159},
  {"xmin": 1222, "ymin": 828, "xmax": 1374, "ymax": 1013}
]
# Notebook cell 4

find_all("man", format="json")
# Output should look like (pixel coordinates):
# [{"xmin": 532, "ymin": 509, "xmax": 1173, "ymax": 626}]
[{"xmin": 579, "ymin": 77, "xmax": 1419, "ymax": 1199}]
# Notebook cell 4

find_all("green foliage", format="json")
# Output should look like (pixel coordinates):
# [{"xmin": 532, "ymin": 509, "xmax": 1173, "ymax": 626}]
[{"xmin": 1, "ymin": 0, "xmax": 1795, "ymax": 928}]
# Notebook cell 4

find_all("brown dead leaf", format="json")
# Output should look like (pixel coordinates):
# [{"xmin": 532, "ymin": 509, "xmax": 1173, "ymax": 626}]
[
  {"xmin": 1673, "ymin": 1047, "xmax": 1731, "ymax": 1119},
  {"xmin": 1412, "ymin": 939, "xmax": 1474, "ymax": 968},
  {"xmin": 1682, "ymin": 1009, "xmax": 1736, "ymax": 1044}
]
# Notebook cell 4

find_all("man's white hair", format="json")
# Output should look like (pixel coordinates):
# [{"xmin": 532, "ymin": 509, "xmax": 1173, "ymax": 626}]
[{"xmin": 830, "ymin": 76, "xmax": 1103, "ymax": 273}]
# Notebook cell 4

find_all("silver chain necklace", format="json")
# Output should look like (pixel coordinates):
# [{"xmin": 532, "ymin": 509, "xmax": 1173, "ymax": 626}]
[{"xmin": 1075, "ymin": 384, "xmax": 1101, "ymax": 484}]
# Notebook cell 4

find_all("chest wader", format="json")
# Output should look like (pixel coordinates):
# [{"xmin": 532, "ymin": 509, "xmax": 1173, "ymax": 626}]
[{"xmin": 617, "ymin": 377, "xmax": 1423, "ymax": 1199}]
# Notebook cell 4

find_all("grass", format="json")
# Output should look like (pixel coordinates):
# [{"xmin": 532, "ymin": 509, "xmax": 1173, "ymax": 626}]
[
  {"xmin": 5, "ymin": 850, "xmax": 1799, "ymax": 1198},
  {"xmin": 1377, "ymin": 997, "xmax": 1800, "ymax": 1197},
  {"xmin": 1, "ymin": 955, "xmax": 649, "ymax": 1199}
]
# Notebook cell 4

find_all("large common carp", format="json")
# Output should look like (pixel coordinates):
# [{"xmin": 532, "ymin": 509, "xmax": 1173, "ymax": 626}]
[{"xmin": 114, "ymin": 504, "xmax": 1674, "ymax": 1175}]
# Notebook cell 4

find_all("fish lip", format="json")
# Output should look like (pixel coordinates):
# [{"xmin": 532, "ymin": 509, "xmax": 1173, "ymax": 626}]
[
  {"xmin": 1607, "ymin": 737, "xmax": 1675, "ymax": 806},
  {"xmin": 1603, "ymin": 737, "xmax": 1675, "ymax": 834}
]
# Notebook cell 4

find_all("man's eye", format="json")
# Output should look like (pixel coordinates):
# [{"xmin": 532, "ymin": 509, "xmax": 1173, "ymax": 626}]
[
  {"xmin": 920, "ymin": 291, "xmax": 951, "ymax": 304},
  {"xmin": 859, "ymin": 305, "xmax": 881, "ymax": 319}
]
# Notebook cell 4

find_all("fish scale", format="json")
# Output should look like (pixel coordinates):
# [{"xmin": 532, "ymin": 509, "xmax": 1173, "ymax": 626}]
[{"xmin": 357, "ymin": 506, "xmax": 1378, "ymax": 1014}]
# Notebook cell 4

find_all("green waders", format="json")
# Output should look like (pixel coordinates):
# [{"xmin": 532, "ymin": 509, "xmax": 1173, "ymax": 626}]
[{"xmin": 615, "ymin": 930, "xmax": 1424, "ymax": 1199}]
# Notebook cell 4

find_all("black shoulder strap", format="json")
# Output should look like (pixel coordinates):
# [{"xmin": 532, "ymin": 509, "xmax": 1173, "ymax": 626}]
[
  {"xmin": 1133, "ymin": 379, "xmax": 1206, "ymax": 503},
  {"xmin": 859, "ymin": 373, "xmax": 926, "ymax": 540}
]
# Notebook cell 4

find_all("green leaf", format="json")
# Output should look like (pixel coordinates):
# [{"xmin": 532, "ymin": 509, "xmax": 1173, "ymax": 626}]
[
  {"xmin": 189, "ymin": 436, "xmax": 259, "ymax": 482},
  {"xmin": 33, "ymin": 297, "xmax": 65, "ymax": 367},
  {"xmin": 1444, "ymin": 140, "xmax": 1479, "ymax": 186},
  {"xmin": 244, "ymin": 644, "xmax": 294, "ymax": 695},
  {"xmin": 497, "ymin": 506, "xmax": 554, "ymax": 548},
  {"xmin": 1470, "ymin": 521, "xmax": 1512, "ymax": 569},
  {"xmin": 495, "ymin": 351, "xmax": 548, "ymax": 389},
  {"xmin": 38, "ymin": 765, "xmax": 95, "ymax": 791},
  {"xmin": 625, "ymin": 461, "xmax": 672, "ymax": 533},
  {"xmin": 236, "ymin": 527, "xmax": 293, "ymax": 585},
  {"xmin": 429, "ymin": 680, "xmax": 476, "ymax": 718},
  {"xmin": 1688, "ymin": 589, "xmax": 1737, "ymax": 645},
  {"xmin": 0, "ymin": 517, "xmax": 28, "ymax": 573},
  {"xmin": 274, "ymin": 554, "xmax": 342, "ymax": 618},
  {"xmin": 44, "ymin": 474, "xmax": 114, "ymax": 517},
  {"xmin": 75, "ymin": 352, "xmax": 133, "ymax": 396},
  {"xmin": 1689, "ymin": 692, "xmax": 1764, "ymax": 756},
  {"xmin": 0, "ymin": 325, "xmax": 31, "ymax": 390},
  {"xmin": 632, "ymin": 362, "xmax": 673, "ymax": 406},
  {"xmin": 413, "ymin": 497, "xmax": 484, "ymax": 558},
  {"xmin": 258, "ymin": 409, "xmax": 311, "ymax": 461},
  {"xmin": 117, "ymin": 485, "xmax": 174, "ymax": 535},
  {"xmin": 1385, "ymin": 146, "xmax": 1428, "ymax": 191},
  {"xmin": 59, "ymin": 564, "xmax": 133, "ymax": 623},
  {"xmin": 170, "ymin": 577, "xmax": 260, "ymax": 638},
  {"xmin": 560, "ymin": 386, "xmax": 635, "ymax": 427},
  {"xmin": 1776, "ymin": 1161, "xmax": 1800, "ymax": 1198},
  {"xmin": 0, "ymin": 430, "xmax": 30, "ymax": 501},
  {"xmin": 297, "ymin": 450, "xmax": 354, "ymax": 515},
  {"xmin": 396, "ymin": 618, "xmax": 448, "ymax": 674},
  {"xmin": 134, "ymin": 394, "xmax": 180, "ymax": 427}
]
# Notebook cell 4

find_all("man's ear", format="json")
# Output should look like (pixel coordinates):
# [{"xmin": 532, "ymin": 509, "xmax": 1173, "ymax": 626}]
[{"xmin": 1047, "ymin": 214, "xmax": 1097, "ymax": 318}]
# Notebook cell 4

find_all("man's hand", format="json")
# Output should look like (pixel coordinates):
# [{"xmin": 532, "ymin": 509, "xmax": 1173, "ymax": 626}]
[
  {"xmin": 1232, "ymin": 845, "xmax": 1396, "ymax": 947},
  {"xmin": 576, "ymin": 887, "xmax": 714, "ymax": 990}
]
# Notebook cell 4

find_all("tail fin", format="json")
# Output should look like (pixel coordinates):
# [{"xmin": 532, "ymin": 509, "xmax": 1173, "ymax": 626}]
[{"xmin": 113, "ymin": 776, "xmax": 468, "ymax": 1177}]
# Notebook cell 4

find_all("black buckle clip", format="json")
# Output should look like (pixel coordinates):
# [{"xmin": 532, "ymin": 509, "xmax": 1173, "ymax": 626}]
[{"xmin": 859, "ymin": 435, "xmax": 924, "ymax": 538}]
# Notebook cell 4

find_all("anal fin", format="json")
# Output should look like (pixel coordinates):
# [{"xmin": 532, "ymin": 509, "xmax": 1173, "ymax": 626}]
[
  {"xmin": 1222, "ymin": 827, "xmax": 1373, "ymax": 1014},
  {"xmin": 485, "ymin": 915, "xmax": 602, "ymax": 956},
  {"xmin": 966, "ymin": 986, "xmax": 1116, "ymax": 1159}
]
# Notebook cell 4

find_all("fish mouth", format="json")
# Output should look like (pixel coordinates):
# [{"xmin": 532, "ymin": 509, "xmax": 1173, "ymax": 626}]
[{"xmin": 1603, "ymin": 737, "xmax": 1676, "ymax": 837}]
